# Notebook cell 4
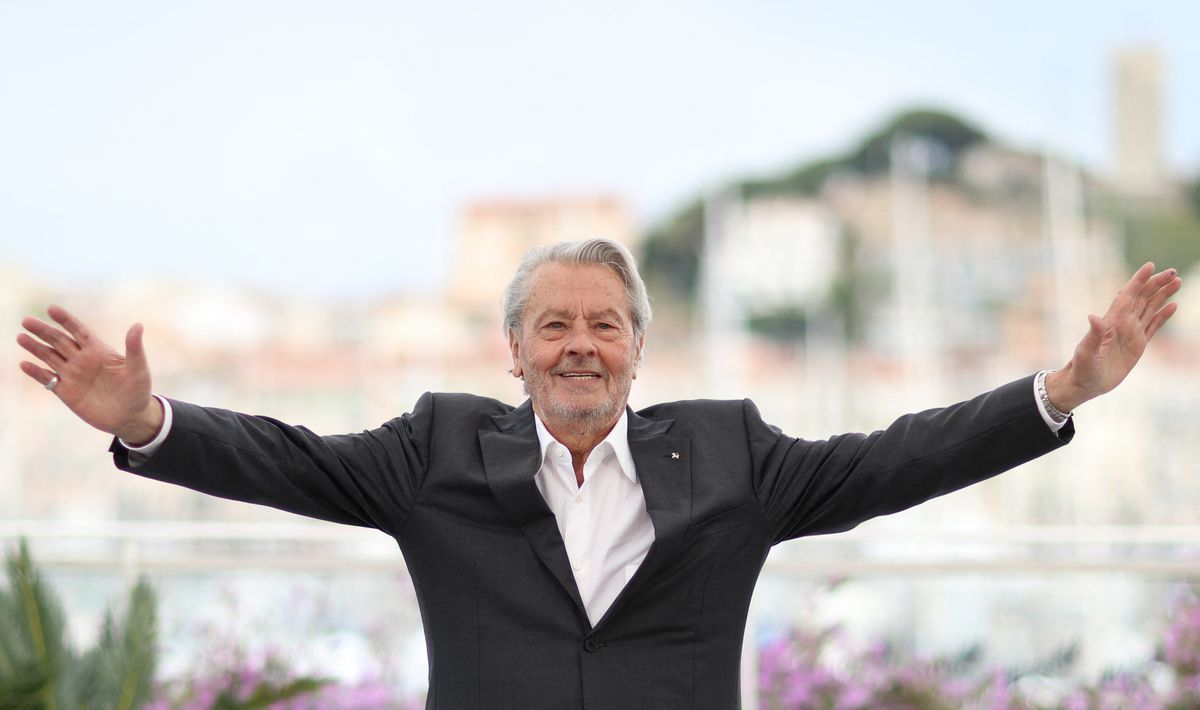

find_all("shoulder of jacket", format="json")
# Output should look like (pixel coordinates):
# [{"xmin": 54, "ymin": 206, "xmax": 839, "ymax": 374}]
[
  {"xmin": 636, "ymin": 397, "xmax": 751, "ymax": 419},
  {"xmin": 420, "ymin": 391, "xmax": 517, "ymax": 417},
  {"xmin": 427, "ymin": 390, "xmax": 511, "ymax": 407}
]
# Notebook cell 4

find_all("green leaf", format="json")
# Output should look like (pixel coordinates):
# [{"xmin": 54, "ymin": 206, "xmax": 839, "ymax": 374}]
[
  {"xmin": 75, "ymin": 578, "xmax": 158, "ymax": 710},
  {"xmin": 0, "ymin": 661, "xmax": 54, "ymax": 707},
  {"xmin": 2, "ymin": 540, "xmax": 70, "ymax": 710},
  {"xmin": 212, "ymin": 676, "xmax": 329, "ymax": 710},
  {"xmin": 0, "ymin": 540, "xmax": 159, "ymax": 710}
]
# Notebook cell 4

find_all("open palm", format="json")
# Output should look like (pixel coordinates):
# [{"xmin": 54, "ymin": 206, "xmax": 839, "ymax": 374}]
[
  {"xmin": 17, "ymin": 305, "xmax": 160, "ymax": 443},
  {"xmin": 1050, "ymin": 263, "xmax": 1181, "ymax": 411}
]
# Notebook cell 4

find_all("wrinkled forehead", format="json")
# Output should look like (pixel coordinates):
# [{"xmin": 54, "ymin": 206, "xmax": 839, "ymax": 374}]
[{"xmin": 523, "ymin": 262, "xmax": 632, "ymax": 323}]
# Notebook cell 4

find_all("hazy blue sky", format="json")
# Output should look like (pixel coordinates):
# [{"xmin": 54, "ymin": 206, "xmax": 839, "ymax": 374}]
[{"xmin": 2, "ymin": 1, "xmax": 1197, "ymax": 298}]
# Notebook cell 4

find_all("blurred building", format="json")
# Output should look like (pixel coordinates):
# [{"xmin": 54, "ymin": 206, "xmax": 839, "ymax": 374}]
[
  {"xmin": 447, "ymin": 194, "xmax": 636, "ymax": 325},
  {"xmin": 1111, "ymin": 46, "xmax": 1167, "ymax": 195},
  {"xmin": 705, "ymin": 195, "xmax": 841, "ymax": 314}
]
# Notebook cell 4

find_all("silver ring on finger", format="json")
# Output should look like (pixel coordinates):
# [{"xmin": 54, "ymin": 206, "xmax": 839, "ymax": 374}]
[{"xmin": 45, "ymin": 374, "xmax": 60, "ymax": 391}]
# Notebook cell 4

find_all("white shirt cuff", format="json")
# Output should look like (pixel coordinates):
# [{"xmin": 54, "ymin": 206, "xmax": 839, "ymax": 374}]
[
  {"xmin": 1033, "ymin": 371, "xmax": 1068, "ymax": 433},
  {"xmin": 119, "ymin": 395, "xmax": 173, "ymax": 463}
]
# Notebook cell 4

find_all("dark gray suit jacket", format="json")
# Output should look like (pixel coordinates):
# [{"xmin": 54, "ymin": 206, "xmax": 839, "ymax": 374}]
[{"xmin": 112, "ymin": 374, "xmax": 1070, "ymax": 709}]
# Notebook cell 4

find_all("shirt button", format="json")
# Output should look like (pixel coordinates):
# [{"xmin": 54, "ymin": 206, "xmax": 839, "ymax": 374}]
[
  {"xmin": 575, "ymin": 494, "xmax": 583, "ymax": 504},
  {"xmin": 572, "ymin": 560, "xmax": 584, "ymax": 571}
]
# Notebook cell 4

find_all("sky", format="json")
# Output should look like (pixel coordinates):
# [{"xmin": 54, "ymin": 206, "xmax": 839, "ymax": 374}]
[{"xmin": 1, "ymin": 0, "xmax": 1197, "ymax": 299}]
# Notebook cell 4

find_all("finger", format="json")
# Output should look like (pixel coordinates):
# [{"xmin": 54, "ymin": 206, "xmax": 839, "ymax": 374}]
[
  {"xmin": 1136, "ymin": 267, "xmax": 1180, "ymax": 298},
  {"xmin": 1118, "ymin": 267, "xmax": 1177, "ymax": 320},
  {"xmin": 1076, "ymin": 314, "xmax": 1105, "ymax": 355},
  {"xmin": 1145, "ymin": 301, "xmax": 1179, "ymax": 340},
  {"xmin": 16, "ymin": 333, "xmax": 67, "ymax": 370},
  {"xmin": 19, "ymin": 360, "xmax": 58, "ymax": 388},
  {"xmin": 1123, "ymin": 262, "xmax": 1155, "ymax": 291},
  {"xmin": 21, "ymin": 316, "xmax": 80, "ymax": 353},
  {"xmin": 125, "ymin": 323, "xmax": 146, "ymax": 367},
  {"xmin": 47, "ymin": 304, "xmax": 96, "ymax": 345},
  {"xmin": 1151, "ymin": 266, "xmax": 1179, "ymax": 285},
  {"xmin": 1120, "ymin": 262, "xmax": 1154, "ymax": 295},
  {"xmin": 1141, "ymin": 274, "xmax": 1182, "ymax": 319},
  {"xmin": 1107, "ymin": 263, "xmax": 1156, "ymax": 315}
]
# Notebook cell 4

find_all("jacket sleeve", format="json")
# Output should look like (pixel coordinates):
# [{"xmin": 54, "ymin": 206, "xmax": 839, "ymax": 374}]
[
  {"xmin": 750, "ymin": 375, "xmax": 1073, "ymax": 544},
  {"xmin": 110, "ymin": 392, "xmax": 436, "ymax": 535}
]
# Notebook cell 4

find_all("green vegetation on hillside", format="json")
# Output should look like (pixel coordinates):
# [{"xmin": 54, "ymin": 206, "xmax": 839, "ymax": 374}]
[
  {"xmin": 640, "ymin": 108, "xmax": 1200, "ymax": 330},
  {"xmin": 742, "ymin": 109, "xmax": 988, "ymax": 200},
  {"xmin": 639, "ymin": 107, "xmax": 990, "ymax": 316},
  {"xmin": 1120, "ymin": 205, "xmax": 1200, "ymax": 276},
  {"xmin": 640, "ymin": 201, "xmax": 705, "ymax": 306}
]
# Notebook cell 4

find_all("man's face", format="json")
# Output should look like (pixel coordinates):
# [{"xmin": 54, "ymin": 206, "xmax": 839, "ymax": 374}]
[{"xmin": 509, "ymin": 262, "xmax": 643, "ymax": 433}]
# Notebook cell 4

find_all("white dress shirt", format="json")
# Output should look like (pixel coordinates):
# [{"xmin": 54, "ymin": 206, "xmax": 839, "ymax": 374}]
[{"xmin": 533, "ymin": 411, "xmax": 655, "ymax": 627}]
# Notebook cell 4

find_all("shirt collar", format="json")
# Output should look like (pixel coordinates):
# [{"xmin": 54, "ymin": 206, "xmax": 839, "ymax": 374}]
[{"xmin": 533, "ymin": 409, "xmax": 637, "ymax": 484}]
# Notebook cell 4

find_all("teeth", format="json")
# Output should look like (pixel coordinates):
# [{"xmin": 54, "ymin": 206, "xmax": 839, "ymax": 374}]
[{"xmin": 562, "ymin": 373, "xmax": 598, "ymax": 378}]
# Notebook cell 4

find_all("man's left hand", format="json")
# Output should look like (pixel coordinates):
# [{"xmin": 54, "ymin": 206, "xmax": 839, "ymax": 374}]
[{"xmin": 1046, "ymin": 262, "xmax": 1181, "ymax": 413}]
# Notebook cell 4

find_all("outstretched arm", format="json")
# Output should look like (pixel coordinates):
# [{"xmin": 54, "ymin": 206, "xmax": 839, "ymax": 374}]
[
  {"xmin": 1046, "ymin": 263, "xmax": 1181, "ymax": 413},
  {"xmin": 17, "ymin": 305, "xmax": 164, "ymax": 445}
]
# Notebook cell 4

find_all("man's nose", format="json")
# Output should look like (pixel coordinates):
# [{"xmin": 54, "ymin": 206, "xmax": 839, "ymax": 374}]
[{"xmin": 564, "ymin": 326, "xmax": 597, "ymax": 356}]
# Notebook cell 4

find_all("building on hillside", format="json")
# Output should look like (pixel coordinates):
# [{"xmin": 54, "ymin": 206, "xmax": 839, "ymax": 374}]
[
  {"xmin": 447, "ymin": 195, "xmax": 636, "ymax": 326},
  {"xmin": 1111, "ymin": 46, "xmax": 1167, "ymax": 196},
  {"xmin": 704, "ymin": 195, "xmax": 842, "ymax": 315}
]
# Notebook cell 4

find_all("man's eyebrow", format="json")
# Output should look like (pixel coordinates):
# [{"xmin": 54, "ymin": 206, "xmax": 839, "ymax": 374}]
[
  {"xmin": 533, "ymin": 307, "xmax": 628, "ymax": 321},
  {"xmin": 589, "ymin": 308, "xmax": 626, "ymax": 321}
]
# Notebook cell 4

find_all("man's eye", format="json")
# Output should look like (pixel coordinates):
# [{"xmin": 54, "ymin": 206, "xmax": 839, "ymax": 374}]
[
  {"xmin": 546, "ymin": 322, "xmax": 565, "ymax": 329},
  {"xmin": 596, "ymin": 323, "xmax": 613, "ymax": 330}
]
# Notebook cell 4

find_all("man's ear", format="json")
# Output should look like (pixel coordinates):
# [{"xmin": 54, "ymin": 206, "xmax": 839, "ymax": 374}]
[
  {"xmin": 508, "ymin": 329, "xmax": 523, "ymax": 379},
  {"xmin": 632, "ymin": 334, "xmax": 645, "ymax": 379}
]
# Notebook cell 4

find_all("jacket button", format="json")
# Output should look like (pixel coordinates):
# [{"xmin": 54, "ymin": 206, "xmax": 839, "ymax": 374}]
[{"xmin": 583, "ymin": 638, "xmax": 600, "ymax": 653}]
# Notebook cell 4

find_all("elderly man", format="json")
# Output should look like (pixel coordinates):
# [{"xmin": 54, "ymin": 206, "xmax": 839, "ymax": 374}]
[{"xmin": 17, "ymin": 239, "xmax": 1181, "ymax": 709}]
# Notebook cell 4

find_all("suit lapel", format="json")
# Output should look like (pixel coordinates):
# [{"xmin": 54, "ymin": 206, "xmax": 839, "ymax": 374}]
[
  {"xmin": 479, "ymin": 401, "xmax": 589, "ymax": 625},
  {"xmin": 594, "ymin": 410, "xmax": 691, "ymax": 629},
  {"xmin": 480, "ymin": 403, "xmax": 694, "ymax": 632}
]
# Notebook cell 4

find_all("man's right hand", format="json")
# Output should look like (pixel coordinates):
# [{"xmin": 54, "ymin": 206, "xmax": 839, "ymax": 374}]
[{"xmin": 17, "ymin": 305, "xmax": 163, "ymax": 446}]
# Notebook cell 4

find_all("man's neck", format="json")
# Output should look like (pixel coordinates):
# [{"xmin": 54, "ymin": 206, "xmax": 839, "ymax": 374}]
[{"xmin": 535, "ymin": 412, "xmax": 621, "ymax": 486}]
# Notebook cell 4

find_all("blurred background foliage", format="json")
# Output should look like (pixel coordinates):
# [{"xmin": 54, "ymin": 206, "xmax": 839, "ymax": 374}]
[
  {"xmin": 0, "ymin": 541, "xmax": 156, "ymax": 710},
  {"xmin": 640, "ymin": 105, "xmax": 1200, "ymax": 344},
  {"xmin": 641, "ymin": 108, "xmax": 996, "ymax": 313}
]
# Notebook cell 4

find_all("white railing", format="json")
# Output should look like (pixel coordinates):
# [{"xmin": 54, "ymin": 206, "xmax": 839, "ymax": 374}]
[{"xmin": 4, "ymin": 520, "xmax": 1200, "ymax": 575}]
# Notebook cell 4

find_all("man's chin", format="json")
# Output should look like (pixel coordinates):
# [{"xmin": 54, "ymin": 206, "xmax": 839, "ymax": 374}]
[{"xmin": 544, "ymin": 398, "xmax": 620, "ymax": 427}]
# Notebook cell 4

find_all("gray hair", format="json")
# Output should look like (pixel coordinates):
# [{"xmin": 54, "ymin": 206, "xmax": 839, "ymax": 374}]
[{"xmin": 502, "ymin": 238, "xmax": 652, "ymax": 339}]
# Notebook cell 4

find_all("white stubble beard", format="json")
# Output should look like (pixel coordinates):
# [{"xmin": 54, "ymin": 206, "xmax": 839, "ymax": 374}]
[{"xmin": 523, "ymin": 358, "xmax": 633, "ymax": 433}]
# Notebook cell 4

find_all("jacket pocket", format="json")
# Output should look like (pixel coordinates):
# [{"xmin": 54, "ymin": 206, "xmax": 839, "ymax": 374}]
[{"xmin": 685, "ymin": 503, "xmax": 751, "ymax": 540}]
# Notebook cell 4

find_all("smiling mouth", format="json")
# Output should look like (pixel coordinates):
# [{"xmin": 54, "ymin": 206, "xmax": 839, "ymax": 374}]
[{"xmin": 558, "ymin": 372, "xmax": 601, "ymax": 379}]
